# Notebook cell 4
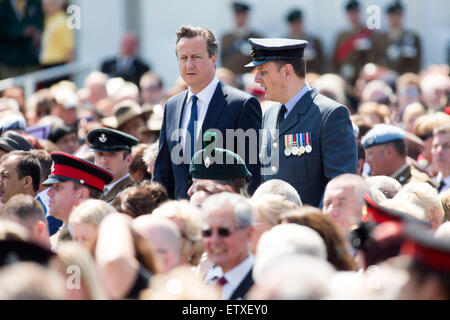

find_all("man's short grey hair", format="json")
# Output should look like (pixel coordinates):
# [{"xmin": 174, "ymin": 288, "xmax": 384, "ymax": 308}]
[
  {"xmin": 253, "ymin": 224, "xmax": 327, "ymax": 283},
  {"xmin": 366, "ymin": 175, "xmax": 402, "ymax": 199},
  {"xmin": 327, "ymin": 174, "xmax": 372, "ymax": 207},
  {"xmin": 201, "ymin": 192, "xmax": 253, "ymax": 228},
  {"xmin": 252, "ymin": 179, "xmax": 302, "ymax": 207}
]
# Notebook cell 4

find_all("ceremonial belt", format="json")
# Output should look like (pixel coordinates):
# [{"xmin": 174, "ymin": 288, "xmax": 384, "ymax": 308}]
[{"xmin": 335, "ymin": 28, "xmax": 372, "ymax": 63}]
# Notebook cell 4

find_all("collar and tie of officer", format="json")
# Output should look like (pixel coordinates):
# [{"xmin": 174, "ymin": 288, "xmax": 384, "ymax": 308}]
[
  {"xmin": 186, "ymin": 95, "xmax": 198, "ymax": 159},
  {"xmin": 277, "ymin": 104, "xmax": 287, "ymax": 129}
]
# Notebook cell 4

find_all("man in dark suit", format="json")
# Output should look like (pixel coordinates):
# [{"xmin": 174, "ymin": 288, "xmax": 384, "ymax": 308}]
[
  {"xmin": 100, "ymin": 31, "xmax": 150, "ymax": 86},
  {"xmin": 87, "ymin": 128, "xmax": 138, "ymax": 204},
  {"xmin": 202, "ymin": 192, "xmax": 254, "ymax": 300},
  {"xmin": 246, "ymin": 38, "xmax": 357, "ymax": 207},
  {"xmin": 153, "ymin": 25, "xmax": 262, "ymax": 200}
]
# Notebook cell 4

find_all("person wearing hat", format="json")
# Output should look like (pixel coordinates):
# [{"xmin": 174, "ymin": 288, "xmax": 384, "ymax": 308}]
[
  {"xmin": 47, "ymin": 123, "xmax": 80, "ymax": 154},
  {"xmin": 43, "ymin": 151, "xmax": 113, "ymax": 246},
  {"xmin": 220, "ymin": 1, "xmax": 263, "ymax": 75},
  {"xmin": 187, "ymin": 132, "xmax": 252, "ymax": 203},
  {"xmin": 362, "ymin": 124, "xmax": 433, "ymax": 186},
  {"xmin": 245, "ymin": 37, "xmax": 357, "ymax": 207},
  {"xmin": 331, "ymin": 0, "xmax": 386, "ymax": 84},
  {"xmin": 153, "ymin": 25, "xmax": 262, "ymax": 200},
  {"xmin": 397, "ymin": 224, "xmax": 450, "ymax": 299},
  {"xmin": 384, "ymin": 0, "xmax": 421, "ymax": 75},
  {"xmin": 87, "ymin": 127, "xmax": 138, "ymax": 204},
  {"xmin": 101, "ymin": 99, "xmax": 151, "ymax": 142},
  {"xmin": 0, "ymin": 130, "xmax": 33, "ymax": 158},
  {"xmin": 285, "ymin": 8, "xmax": 324, "ymax": 75}
]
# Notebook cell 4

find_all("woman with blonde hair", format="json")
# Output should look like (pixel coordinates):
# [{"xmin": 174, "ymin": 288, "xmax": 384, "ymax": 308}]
[
  {"xmin": 152, "ymin": 200, "xmax": 204, "ymax": 266},
  {"xmin": 68, "ymin": 199, "xmax": 115, "ymax": 255},
  {"xmin": 249, "ymin": 194, "xmax": 299, "ymax": 254}
]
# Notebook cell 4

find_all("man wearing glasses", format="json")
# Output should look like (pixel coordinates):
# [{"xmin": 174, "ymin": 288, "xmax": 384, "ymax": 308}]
[{"xmin": 201, "ymin": 192, "xmax": 254, "ymax": 300}]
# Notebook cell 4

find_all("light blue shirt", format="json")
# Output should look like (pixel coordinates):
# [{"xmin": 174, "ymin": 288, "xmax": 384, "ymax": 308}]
[{"xmin": 283, "ymin": 84, "xmax": 310, "ymax": 119}]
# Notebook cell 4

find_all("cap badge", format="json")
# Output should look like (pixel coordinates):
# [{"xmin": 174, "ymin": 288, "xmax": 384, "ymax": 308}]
[
  {"xmin": 99, "ymin": 133, "xmax": 107, "ymax": 143},
  {"xmin": 205, "ymin": 157, "xmax": 211, "ymax": 168}
]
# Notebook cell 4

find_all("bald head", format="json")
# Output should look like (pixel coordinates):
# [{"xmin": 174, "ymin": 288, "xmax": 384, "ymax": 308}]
[{"xmin": 132, "ymin": 215, "xmax": 182, "ymax": 272}]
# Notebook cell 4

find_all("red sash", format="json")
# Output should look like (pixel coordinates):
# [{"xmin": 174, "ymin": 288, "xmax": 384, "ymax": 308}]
[{"xmin": 335, "ymin": 28, "xmax": 372, "ymax": 63}]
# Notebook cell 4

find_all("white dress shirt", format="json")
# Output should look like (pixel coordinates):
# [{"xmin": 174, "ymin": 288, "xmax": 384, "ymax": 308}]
[
  {"xmin": 179, "ymin": 77, "xmax": 219, "ymax": 152},
  {"xmin": 218, "ymin": 254, "xmax": 254, "ymax": 300}
]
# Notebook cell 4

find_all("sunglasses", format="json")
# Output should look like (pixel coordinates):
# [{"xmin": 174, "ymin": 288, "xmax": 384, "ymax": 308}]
[{"xmin": 202, "ymin": 226, "xmax": 244, "ymax": 238}]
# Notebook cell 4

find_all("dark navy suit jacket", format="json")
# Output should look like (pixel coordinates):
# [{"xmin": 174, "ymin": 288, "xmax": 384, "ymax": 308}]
[
  {"xmin": 261, "ymin": 87, "xmax": 357, "ymax": 207},
  {"xmin": 153, "ymin": 81, "xmax": 262, "ymax": 199}
]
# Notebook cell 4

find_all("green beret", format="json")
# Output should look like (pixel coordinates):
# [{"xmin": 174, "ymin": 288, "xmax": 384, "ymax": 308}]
[{"xmin": 189, "ymin": 131, "xmax": 251, "ymax": 181}]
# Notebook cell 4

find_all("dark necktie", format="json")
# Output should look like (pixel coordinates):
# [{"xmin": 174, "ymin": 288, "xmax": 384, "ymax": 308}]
[
  {"xmin": 217, "ymin": 276, "xmax": 228, "ymax": 286},
  {"xmin": 277, "ymin": 104, "xmax": 287, "ymax": 129},
  {"xmin": 186, "ymin": 95, "xmax": 198, "ymax": 159}
]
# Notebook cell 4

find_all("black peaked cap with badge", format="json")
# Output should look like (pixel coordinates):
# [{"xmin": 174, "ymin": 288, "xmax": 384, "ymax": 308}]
[
  {"xmin": 43, "ymin": 151, "xmax": 113, "ymax": 192},
  {"xmin": 87, "ymin": 128, "xmax": 138, "ymax": 152},
  {"xmin": 345, "ymin": 0, "xmax": 360, "ymax": 11},
  {"xmin": 232, "ymin": 1, "xmax": 250, "ymax": 13},
  {"xmin": 189, "ymin": 132, "xmax": 252, "ymax": 181},
  {"xmin": 245, "ymin": 38, "xmax": 308, "ymax": 68},
  {"xmin": 387, "ymin": 0, "xmax": 404, "ymax": 14}
]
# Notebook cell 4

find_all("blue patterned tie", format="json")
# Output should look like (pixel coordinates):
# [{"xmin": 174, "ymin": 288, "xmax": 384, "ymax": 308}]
[{"xmin": 186, "ymin": 95, "xmax": 198, "ymax": 159}]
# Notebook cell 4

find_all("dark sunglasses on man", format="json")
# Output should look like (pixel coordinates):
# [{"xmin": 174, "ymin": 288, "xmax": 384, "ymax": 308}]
[{"xmin": 202, "ymin": 226, "xmax": 245, "ymax": 238}]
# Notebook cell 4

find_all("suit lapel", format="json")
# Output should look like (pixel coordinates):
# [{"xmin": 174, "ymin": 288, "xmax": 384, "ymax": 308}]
[
  {"xmin": 229, "ymin": 268, "xmax": 254, "ymax": 300},
  {"xmin": 278, "ymin": 88, "xmax": 315, "ymax": 137},
  {"xmin": 201, "ymin": 82, "xmax": 227, "ymax": 142},
  {"xmin": 103, "ymin": 176, "xmax": 135, "ymax": 203},
  {"xmin": 175, "ymin": 92, "xmax": 188, "ymax": 134}
]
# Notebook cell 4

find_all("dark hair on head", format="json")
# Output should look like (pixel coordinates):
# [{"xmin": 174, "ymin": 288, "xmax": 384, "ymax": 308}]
[
  {"xmin": 273, "ymin": 58, "xmax": 306, "ymax": 78},
  {"xmin": 130, "ymin": 144, "xmax": 152, "ymax": 181},
  {"xmin": 28, "ymin": 149, "xmax": 52, "ymax": 184},
  {"xmin": 389, "ymin": 139, "xmax": 407, "ymax": 157},
  {"xmin": 112, "ymin": 182, "xmax": 169, "ymax": 218},
  {"xmin": 213, "ymin": 177, "xmax": 249, "ymax": 197},
  {"xmin": 280, "ymin": 208, "xmax": 356, "ymax": 271},
  {"xmin": 72, "ymin": 182, "xmax": 103, "ymax": 199},
  {"xmin": 2, "ymin": 194, "xmax": 47, "ymax": 228},
  {"xmin": 3, "ymin": 151, "xmax": 41, "ymax": 192},
  {"xmin": 175, "ymin": 25, "xmax": 218, "ymax": 58}
]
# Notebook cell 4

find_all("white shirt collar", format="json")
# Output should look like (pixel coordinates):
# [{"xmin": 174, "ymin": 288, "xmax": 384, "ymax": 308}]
[
  {"xmin": 104, "ymin": 173, "xmax": 130, "ymax": 194},
  {"xmin": 187, "ymin": 77, "xmax": 219, "ymax": 107}
]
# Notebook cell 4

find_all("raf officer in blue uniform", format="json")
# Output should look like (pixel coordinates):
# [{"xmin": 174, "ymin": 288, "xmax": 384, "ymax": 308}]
[{"xmin": 245, "ymin": 38, "xmax": 357, "ymax": 207}]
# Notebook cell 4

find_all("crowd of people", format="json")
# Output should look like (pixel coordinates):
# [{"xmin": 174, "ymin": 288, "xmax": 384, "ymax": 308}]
[{"xmin": 0, "ymin": 0, "xmax": 449, "ymax": 301}]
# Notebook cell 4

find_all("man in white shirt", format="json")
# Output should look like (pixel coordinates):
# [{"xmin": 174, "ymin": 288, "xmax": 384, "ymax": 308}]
[
  {"xmin": 201, "ymin": 192, "xmax": 254, "ymax": 300},
  {"xmin": 153, "ymin": 25, "xmax": 262, "ymax": 200}
]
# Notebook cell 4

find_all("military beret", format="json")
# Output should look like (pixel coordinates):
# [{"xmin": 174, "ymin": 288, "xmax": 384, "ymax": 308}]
[
  {"xmin": 48, "ymin": 124, "xmax": 77, "ymax": 144},
  {"xmin": 232, "ymin": 1, "xmax": 250, "ymax": 13},
  {"xmin": 386, "ymin": 0, "xmax": 404, "ymax": 14},
  {"xmin": 245, "ymin": 38, "xmax": 308, "ymax": 67},
  {"xmin": 43, "ymin": 151, "xmax": 113, "ymax": 192},
  {"xmin": 401, "ymin": 224, "xmax": 450, "ymax": 273},
  {"xmin": 189, "ymin": 132, "xmax": 251, "ymax": 181},
  {"xmin": 361, "ymin": 124, "xmax": 405, "ymax": 149},
  {"xmin": 0, "ymin": 131, "xmax": 33, "ymax": 152},
  {"xmin": 345, "ymin": 0, "xmax": 360, "ymax": 11},
  {"xmin": 286, "ymin": 8, "xmax": 303, "ymax": 22},
  {"xmin": 87, "ymin": 128, "xmax": 138, "ymax": 152}
]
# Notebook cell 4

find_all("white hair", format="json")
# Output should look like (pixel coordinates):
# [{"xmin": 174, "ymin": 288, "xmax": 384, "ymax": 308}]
[
  {"xmin": 253, "ymin": 224, "xmax": 327, "ymax": 283},
  {"xmin": 201, "ymin": 192, "xmax": 253, "ymax": 228}
]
